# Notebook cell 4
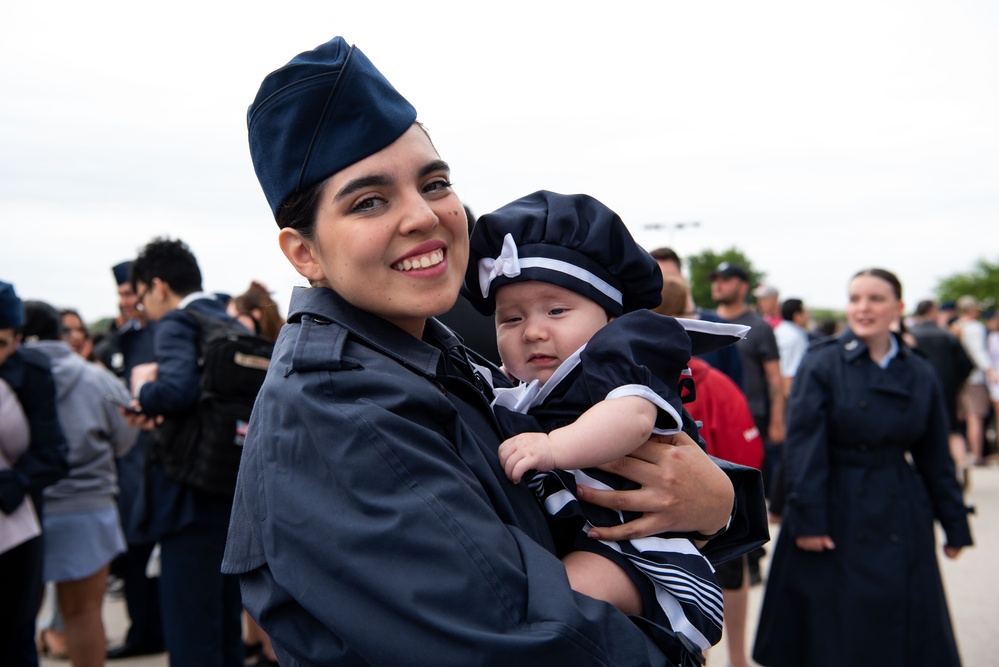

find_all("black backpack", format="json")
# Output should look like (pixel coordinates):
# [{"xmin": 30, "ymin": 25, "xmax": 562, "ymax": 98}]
[{"xmin": 152, "ymin": 308, "xmax": 273, "ymax": 497}]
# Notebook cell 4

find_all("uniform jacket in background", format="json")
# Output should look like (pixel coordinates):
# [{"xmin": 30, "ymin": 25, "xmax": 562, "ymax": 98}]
[
  {"xmin": 136, "ymin": 296, "xmax": 238, "ymax": 538},
  {"xmin": 754, "ymin": 330, "xmax": 973, "ymax": 667}
]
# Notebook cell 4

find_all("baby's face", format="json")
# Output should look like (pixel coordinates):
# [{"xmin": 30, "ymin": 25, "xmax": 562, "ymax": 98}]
[{"xmin": 494, "ymin": 281, "xmax": 611, "ymax": 385}]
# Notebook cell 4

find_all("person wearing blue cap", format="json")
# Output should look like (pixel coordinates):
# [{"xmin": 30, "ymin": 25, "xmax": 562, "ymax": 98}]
[
  {"xmin": 0, "ymin": 280, "xmax": 69, "ymax": 667},
  {"xmin": 222, "ymin": 37, "xmax": 768, "ymax": 667},
  {"xmin": 465, "ymin": 190, "xmax": 758, "ymax": 663},
  {"xmin": 94, "ymin": 261, "xmax": 165, "ymax": 660}
]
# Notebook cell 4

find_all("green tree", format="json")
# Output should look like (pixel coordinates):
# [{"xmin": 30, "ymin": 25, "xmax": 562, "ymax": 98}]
[
  {"xmin": 936, "ymin": 258, "xmax": 999, "ymax": 308},
  {"xmin": 686, "ymin": 247, "xmax": 765, "ymax": 309}
]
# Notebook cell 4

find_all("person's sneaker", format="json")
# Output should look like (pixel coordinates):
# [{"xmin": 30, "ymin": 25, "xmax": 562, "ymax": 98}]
[{"xmin": 105, "ymin": 575, "xmax": 125, "ymax": 599}]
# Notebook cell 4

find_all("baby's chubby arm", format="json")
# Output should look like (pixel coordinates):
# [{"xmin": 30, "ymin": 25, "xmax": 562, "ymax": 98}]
[{"xmin": 498, "ymin": 396, "xmax": 657, "ymax": 483}]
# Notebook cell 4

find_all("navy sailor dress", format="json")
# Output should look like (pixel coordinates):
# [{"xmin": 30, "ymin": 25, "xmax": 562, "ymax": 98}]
[{"xmin": 492, "ymin": 310, "xmax": 726, "ymax": 654}]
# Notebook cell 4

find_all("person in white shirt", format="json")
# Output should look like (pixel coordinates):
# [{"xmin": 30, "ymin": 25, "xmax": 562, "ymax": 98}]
[
  {"xmin": 955, "ymin": 295, "xmax": 998, "ymax": 466},
  {"xmin": 774, "ymin": 298, "xmax": 810, "ymax": 398}
]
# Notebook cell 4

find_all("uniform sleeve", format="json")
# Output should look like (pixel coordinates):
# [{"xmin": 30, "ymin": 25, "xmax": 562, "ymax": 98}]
[
  {"xmin": 137, "ymin": 312, "xmax": 201, "ymax": 416},
  {"xmin": 227, "ymin": 371, "xmax": 663, "ymax": 666},
  {"xmin": 908, "ymin": 362, "xmax": 973, "ymax": 547},
  {"xmin": 699, "ymin": 457, "xmax": 769, "ymax": 564},
  {"xmin": 782, "ymin": 350, "xmax": 833, "ymax": 537},
  {"xmin": 582, "ymin": 312, "xmax": 690, "ymax": 434},
  {"xmin": 0, "ymin": 356, "xmax": 68, "ymax": 514}
]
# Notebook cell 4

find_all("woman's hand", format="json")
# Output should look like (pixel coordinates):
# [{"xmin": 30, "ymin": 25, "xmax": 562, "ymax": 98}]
[
  {"xmin": 795, "ymin": 535, "xmax": 835, "ymax": 552},
  {"xmin": 576, "ymin": 431, "xmax": 734, "ymax": 541},
  {"xmin": 943, "ymin": 545, "xmax": 962, "ymax": 559}
]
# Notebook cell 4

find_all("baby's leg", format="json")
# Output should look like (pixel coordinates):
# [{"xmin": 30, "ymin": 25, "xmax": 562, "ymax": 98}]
[{"xmin": 562, "ymin": 550, "xmax": 642, "ymax": 615}]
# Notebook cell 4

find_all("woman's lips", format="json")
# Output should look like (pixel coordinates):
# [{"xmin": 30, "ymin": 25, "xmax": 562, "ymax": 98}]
[{"xmin": 392, "ymin": 249, "xmax": 445, "ymax": 271}]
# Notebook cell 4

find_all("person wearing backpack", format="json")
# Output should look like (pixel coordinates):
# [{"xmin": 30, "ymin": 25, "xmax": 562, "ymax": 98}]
[{"xmin": 124, "ymin": 237, "xmax": 247, "ymax": 667}]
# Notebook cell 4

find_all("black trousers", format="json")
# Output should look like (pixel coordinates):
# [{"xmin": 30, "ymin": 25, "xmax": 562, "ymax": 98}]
[{"xmin": 0, "ymin": 535, "xmax": 44, "ymax": 667}]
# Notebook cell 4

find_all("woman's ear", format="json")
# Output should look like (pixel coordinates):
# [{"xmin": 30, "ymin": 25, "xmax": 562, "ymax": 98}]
[{"xmin": 279, "ymin": 228, "xmax": 325, "ymax": 283}]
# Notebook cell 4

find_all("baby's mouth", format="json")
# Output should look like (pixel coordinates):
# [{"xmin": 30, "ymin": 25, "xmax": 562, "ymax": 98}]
[{"xmin": 392, "ymin": 249, "xmax": 445, "ymax": 271}]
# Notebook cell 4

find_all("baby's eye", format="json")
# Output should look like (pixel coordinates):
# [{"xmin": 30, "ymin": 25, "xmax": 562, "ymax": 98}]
[{"xmin": 549, "ymin": 308, "xmax": 566, "ymax": 316}]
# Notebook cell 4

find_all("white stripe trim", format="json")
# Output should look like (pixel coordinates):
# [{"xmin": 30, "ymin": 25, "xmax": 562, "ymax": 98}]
[
  {"xmin": 519, "ymin": 257, "xmax": 622, "ymax": 307},
  {"xmin": 674, "ymin": 317, "xmax": 750, "ymax": 340},
  {"xmin": 605, "ymin": 384, "xmax": 684, "ymax": 435}
]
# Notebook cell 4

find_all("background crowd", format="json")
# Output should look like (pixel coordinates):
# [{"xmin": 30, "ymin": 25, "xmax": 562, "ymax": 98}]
[{"xmin": 2, "ymin": 229, "xmax": 991, "ymax": 666}]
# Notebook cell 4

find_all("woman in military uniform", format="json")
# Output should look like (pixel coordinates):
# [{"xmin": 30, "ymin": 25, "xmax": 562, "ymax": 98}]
[
  {"xmin": 754, "ymin": 268, "xmax": 973, "ymax": 667},
  {"xmin": 222, "ymin": 36, "xmax": 767, "ymax": 667}
]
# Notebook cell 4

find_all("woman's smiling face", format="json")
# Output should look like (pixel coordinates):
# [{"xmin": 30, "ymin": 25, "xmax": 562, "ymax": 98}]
[
  {"xmin": 282, "ymin": 125, "xmax": 469, "ymax": 337},
  {"xmin": 847, "ymin": 273, "xmax": 904, "ymax": 344}
]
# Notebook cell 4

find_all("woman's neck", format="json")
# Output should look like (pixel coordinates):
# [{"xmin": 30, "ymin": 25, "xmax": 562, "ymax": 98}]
[{"xmin": 861, "ymin": 331, "xmax": 893, "ymax": 365}]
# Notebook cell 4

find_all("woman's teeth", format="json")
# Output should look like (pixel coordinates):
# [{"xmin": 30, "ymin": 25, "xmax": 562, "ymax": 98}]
[{"xmin": 393, "ymin": 249, "xmax": 444, "ymax": 271}]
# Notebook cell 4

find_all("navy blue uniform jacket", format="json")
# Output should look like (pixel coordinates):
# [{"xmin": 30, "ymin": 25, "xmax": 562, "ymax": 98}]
[
  {"xmin": 754, "ymin": 331, "xmax": 973, "ymax": 667},
  {"xmin": 136, "ymin": 297, "xmax": 236, "ymax": 538},
  {"xmin": 223, "ymin": 287, "xmax": 767, "ymax": 667}
]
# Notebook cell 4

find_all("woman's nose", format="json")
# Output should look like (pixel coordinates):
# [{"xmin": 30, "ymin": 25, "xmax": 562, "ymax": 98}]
[{"xmin": 399, "ymin": 192, "xmax": 439, "ymax": 234}]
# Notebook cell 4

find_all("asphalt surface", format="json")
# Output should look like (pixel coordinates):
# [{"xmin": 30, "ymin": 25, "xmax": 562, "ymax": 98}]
[{"xmin": 41, "ymin": 465, "xmax": 999, "ymax": 667}]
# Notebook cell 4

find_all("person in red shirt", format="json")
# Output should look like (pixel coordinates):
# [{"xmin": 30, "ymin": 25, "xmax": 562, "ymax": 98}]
[{"xmin": 686, "ymin": 357, "xmax": 763, "ymax": 470}]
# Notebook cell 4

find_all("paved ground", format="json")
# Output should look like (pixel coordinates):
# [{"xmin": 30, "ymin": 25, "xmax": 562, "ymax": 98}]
[{"xmin": 41, "ymin": 465, "xmax": 999, "ymax": 667}]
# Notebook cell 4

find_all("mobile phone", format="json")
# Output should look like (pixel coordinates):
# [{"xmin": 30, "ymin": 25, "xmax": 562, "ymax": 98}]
[{"xmin": 105, "ymin": 394, "xmax": 144, "ymax": 415}]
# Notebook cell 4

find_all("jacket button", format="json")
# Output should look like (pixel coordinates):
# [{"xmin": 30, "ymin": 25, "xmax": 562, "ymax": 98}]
[
  {"xmin": 890, "ymin": 534, "xmax": 900, "ymax": 543},
  {"xmin": 858, "ymin": 400, "xmax": 869, "ymax": 409}
]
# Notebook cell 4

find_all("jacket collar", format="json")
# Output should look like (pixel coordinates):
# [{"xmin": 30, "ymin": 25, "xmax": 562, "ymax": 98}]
[
  {"xmin": 839, "ymin": 329, "xmax": 911, "ymax": 364},
  {"xmin": 287, "ymin": 286, "xmax": 463, "ymax": 378}
]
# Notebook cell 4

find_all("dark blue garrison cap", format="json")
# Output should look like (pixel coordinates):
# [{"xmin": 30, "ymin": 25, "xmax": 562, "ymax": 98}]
[
  {"xmin": 248, "ymin": 36, "xmax": 418, "ymax": 223},
  {"xmin": 112, "ymin": 261, "xmax": 132, "ymax": 287},
  {"xmin": 464, "ymin": 191, "xmax": 663, "ymax": 317},
  {"xmin": 0, "ymin": 280, "xmax": 25, "ymax": 329}
]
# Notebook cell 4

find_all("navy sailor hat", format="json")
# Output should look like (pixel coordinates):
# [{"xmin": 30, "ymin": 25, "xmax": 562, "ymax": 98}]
[
  {"xmin": 463, "ymin": 191, "xmax": 663, "ymax": 317},
  {"xmin": 111, "ymin": 261, "xmax": 132, "ymax": 287},
  {"xmin": 248, "ymin": 37, "xmax": 418, "ymax": 223}
]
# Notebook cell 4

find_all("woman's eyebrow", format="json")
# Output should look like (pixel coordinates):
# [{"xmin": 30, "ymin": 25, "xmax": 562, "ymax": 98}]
[
  {"xmin": 334, "ymin": 174, "xmax": 393, "ymax": 202},
  {"xmin": 333, "ymin": 161, "xmax": 450, "ymax": 202},
  {"xmin": 419, "ymin": 160, "xmax": 450, "ymax": 177}
]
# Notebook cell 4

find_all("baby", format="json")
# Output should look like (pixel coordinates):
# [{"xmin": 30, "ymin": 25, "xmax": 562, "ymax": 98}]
[{"xmin": 463, "ymin": 190, "xmax": 747, "ymax": 662}]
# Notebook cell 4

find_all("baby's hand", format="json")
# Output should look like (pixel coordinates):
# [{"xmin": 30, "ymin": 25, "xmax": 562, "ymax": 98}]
[{"xmin": 498, "ymin": 432, "xmax": 556, "ymax": 483}]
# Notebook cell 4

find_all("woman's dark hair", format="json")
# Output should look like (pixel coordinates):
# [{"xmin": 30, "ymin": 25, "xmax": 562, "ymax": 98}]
[
  {"xmin": 21, "ymin": 300, "xmax": 63, "ymax": 342},
  {"xmin": 60, "ymin": 308, "xmax": 89, "ymax": 338},
  {"xmin": 131, "ymin": 237, "xmax": 203, "ymax": 295},
  {"xmin": 852, "ymin": 268, "xmax": 902, "ymax": 300},
  {"xmin": 276, "ymin": 176, "xmax": 330, "ymax": 237}
]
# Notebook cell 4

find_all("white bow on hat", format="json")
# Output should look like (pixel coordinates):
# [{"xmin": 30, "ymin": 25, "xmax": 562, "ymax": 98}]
[{"xmin": 478, "ymin": 233, "xmax": 521, "ymax": 298}]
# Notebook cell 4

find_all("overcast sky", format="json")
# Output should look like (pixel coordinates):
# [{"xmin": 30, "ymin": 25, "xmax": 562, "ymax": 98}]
[{"xmin": 2, "ymin": 0, "xmax": 996, "ymax": 325}]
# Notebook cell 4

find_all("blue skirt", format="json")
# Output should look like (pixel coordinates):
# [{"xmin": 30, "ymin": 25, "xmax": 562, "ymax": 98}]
[{"xmin": 43, "ymin": 506, "xmax": 126, "ymax": 582}]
